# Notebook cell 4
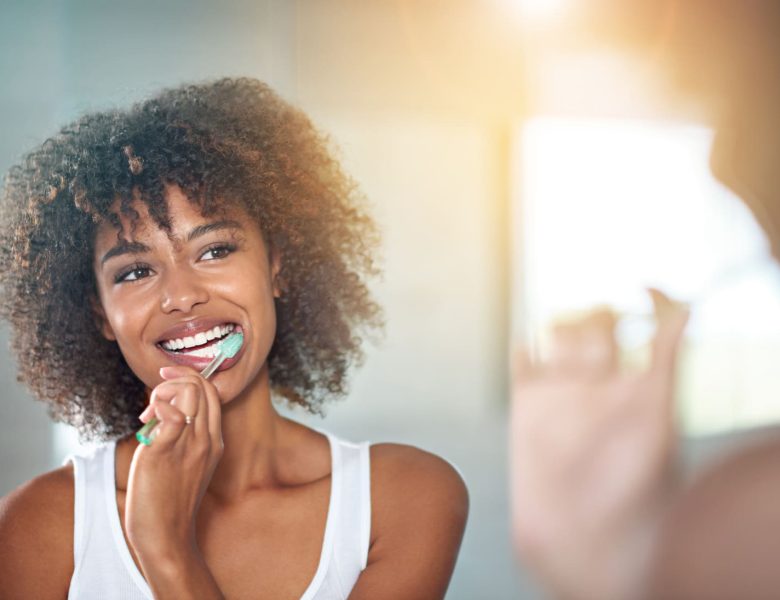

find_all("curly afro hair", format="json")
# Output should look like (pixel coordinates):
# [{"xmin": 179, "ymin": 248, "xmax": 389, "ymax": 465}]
[{"xmin": 0, "ymin": 77, "xmax": 383, "ymax": 440}]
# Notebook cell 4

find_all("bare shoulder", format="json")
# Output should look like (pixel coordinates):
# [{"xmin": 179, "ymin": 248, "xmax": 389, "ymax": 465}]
[
  {"xmin": 370, "ymin": 443, "xmax": 469, "ymax": 511},
  {"xmin": 0, "ymin": 463, "xmax": 75, "ymax": 541},
  {"xmin": 0, "ymin": 464, "xmax": 74, "ymax": 599},
  {"xmin": 369, "ymin": 443, "xmax": 469, "ymax": 548},
  {"xmin": 648, "ymin": 438, "xmax": 780, "ymax": 599},
  {"xmin": 667, "ymin": 436, "xmax": 780, "ymax": 532},
  {"xmin": 348, "ymin": 444, "xmax": 468, "ymax": 598}
]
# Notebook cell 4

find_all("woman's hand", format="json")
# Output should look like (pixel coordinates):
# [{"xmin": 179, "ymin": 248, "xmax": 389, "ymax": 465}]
[
  {"xmin": 509, "ymin": 289, "xmax": 689, "ymax": 600},
  {"xmin": 125, "ymin": 365, "xmax": 224, "ymax": 566}
]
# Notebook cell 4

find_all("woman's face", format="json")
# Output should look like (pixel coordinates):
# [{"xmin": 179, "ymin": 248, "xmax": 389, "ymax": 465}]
[{"xmin": 92, "ymin": 185, "xmax": 281, "ymax": 403}]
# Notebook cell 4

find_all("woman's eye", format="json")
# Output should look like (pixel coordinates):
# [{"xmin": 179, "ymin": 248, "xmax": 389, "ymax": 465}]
[
  {"xmin": 115, "ymin": 265, "xmax": 151, "ymax": 283},
  {"xmin": 201, "ymin": 244, "xmax": 236, "ymax": 261}
]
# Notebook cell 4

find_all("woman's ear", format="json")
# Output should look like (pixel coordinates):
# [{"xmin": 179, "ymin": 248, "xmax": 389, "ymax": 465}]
[{"xmin": 89, "ymin": 295, "xmax": 116, "ymax": 341}]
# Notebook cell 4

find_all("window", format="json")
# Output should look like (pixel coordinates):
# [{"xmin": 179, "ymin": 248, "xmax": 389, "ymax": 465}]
[{"xmin": 512, "ymin": 117, "xmax": 780, "ymax": 434}]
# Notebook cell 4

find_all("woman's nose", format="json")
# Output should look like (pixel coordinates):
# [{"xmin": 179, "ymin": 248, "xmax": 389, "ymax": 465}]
[{"xmin": 159, "ymin": 268, "xmax": 209, "ymax": 313}]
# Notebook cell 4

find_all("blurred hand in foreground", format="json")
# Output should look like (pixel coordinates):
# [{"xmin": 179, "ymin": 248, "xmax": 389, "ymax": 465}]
[{"xmin": 510, "ymin": 289, "xmax": 689, "ymax": 600}]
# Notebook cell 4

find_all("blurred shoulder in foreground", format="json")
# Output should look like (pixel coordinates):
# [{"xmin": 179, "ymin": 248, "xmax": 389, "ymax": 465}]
[{"xmin": 646, "ymin": 437, "xmax": 780, "ymax": 600}]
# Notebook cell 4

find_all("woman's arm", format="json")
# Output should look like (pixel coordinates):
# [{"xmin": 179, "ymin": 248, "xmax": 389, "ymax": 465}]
[
  {"xmin": 126, "ymin": 365, "xmax": 227, "ymax": 600},
  {"xmin": 0, "ymin": 466, "xmax": 75, "ymax": 599},
  {"xmin": 348, "ymin": 444, "xmax": 469, "ymax": 600}
]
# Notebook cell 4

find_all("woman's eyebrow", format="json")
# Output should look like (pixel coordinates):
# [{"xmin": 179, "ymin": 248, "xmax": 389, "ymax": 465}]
[
  {"xmin": 100, "ymin": 240, "xmax": 150, "ymax": 266},
  {"xmin": 100, "ymin": 219, "xmax": 243, "ymax": 267},
  {"xmin": 186, "ymin": 219, "xmax": 243, "ymax": 242}
]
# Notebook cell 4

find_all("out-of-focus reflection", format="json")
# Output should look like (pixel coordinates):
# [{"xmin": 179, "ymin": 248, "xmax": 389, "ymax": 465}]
[{"xmin": 511, "ymin": 1, "xmax": 780, "ymax": 599}]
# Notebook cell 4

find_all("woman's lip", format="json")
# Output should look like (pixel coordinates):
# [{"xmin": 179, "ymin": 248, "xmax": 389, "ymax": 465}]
[{"xmin": 155, "ymin": 319, "xmax": 239, "ymax": 345}]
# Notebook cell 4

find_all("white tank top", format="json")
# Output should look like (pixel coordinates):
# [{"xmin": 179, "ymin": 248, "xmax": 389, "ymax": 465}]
[{"xmin": 64, "ymin": 432, "xmax": 372, "ymax": 599}]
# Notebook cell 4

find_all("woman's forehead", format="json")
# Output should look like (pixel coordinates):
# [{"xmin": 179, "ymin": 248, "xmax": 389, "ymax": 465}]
[{"xmin": 94, "ymin": 190, "xmax": 247, "ymax": 249}]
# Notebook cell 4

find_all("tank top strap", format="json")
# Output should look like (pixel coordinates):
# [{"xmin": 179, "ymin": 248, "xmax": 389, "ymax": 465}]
[
  {"xmin": 327, "ymin": 435, "xmax": 372, "ymax": 582},
  {"xmin": 64, "ymin": 451, "xmax": 86, "ymax": 597},
  {"xmin": 64, "ymin": 442, "xmax": 122, "ymax": 597}
]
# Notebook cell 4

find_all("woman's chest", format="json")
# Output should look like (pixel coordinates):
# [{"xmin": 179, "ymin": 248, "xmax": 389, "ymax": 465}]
[{"xmin": 116, "ymin": 481, "xmax": 331, "ymax": 599}]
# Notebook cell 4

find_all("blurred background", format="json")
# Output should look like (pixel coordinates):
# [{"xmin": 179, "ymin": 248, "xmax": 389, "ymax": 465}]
[{"xmin": 2, "ymin": 1, "xmax": 779, "ymax": 597}]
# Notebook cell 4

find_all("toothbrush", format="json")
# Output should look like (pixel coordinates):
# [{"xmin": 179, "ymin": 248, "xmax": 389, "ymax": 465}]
[{"xmin": 136, "ymin": 332, "xmax": 244, "ymax": 446}]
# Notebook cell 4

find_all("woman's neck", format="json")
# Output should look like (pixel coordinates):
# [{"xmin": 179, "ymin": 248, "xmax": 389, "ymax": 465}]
[{"xmin": 207, "ymin": 363, "xmax": 297, "ymax": 501}]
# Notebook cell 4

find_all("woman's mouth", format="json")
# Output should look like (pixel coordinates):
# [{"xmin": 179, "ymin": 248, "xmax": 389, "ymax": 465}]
[
  {"xmin": 159, "ymin": 323, "xmax": 236, "ymax": 356},
  {"xmin": 156, "ymin": 322, "xmax": 245, "ymax": 371}
]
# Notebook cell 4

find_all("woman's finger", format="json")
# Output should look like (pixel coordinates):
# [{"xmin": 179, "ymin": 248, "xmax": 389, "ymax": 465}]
[
  {"xmin": 170, "ymin": 381, "xmax": 209, "ymax": 440},
  {"xmin": 578, "ymin": 309, "xmax": 619, "ymax": 377},
  {"xmin": 152, "ymin": 378, "xmax": 201, "ymax": 423},
  {"xmin": 546, "ymin": 321, "xmax": 580, "ymax": 376},
  {"xmin": 159, "ymin": 366, "xmax": 220, "ymax": 449},
  {"xmin": 546, "ymin": 309, "xmax": 619, "ymax": 380},
  {"xmin": 147, "ymin": 398, "xmax": 189, "ymax": 448},
  {"xmin": 648, "ymin": 288, "xmax": 690, "ymax": 376},
  {"xmin": 139, "ymin": 402, "xmax": 154, "ymax": 423},
  {"xmin": 202, "ymin": 379, "xmax": 222, "ymax": 453}
]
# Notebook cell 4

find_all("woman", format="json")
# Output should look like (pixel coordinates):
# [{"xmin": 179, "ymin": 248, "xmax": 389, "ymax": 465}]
[{"xmin": 0, "ymin": 77, "xmax": 468, "ymax": 599}]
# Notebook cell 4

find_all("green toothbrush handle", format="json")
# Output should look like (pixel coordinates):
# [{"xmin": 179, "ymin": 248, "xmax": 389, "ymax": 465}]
[{"xmin": 136, "ymin": 418, "xmax": 159, "ymax": 446}]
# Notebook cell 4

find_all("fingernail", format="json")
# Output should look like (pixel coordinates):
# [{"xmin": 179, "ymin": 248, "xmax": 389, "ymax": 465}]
[{"xmin": 160, "ymin": 366, "xmax": 180, "ymax": 379}]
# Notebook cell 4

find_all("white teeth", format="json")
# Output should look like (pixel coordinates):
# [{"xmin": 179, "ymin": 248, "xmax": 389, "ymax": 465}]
[
  {"xmin": 180, "ymin": 343, "xmax": 221, "ymax": 358},
  {"xmin": 160, "ymin": 323, "xmax": 236, "ymax": 351}
]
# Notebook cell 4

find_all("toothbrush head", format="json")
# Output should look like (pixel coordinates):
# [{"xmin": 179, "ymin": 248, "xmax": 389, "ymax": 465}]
[{"xmin": 218, "ymin": 332, "xmax": 244, "ymax": 359}]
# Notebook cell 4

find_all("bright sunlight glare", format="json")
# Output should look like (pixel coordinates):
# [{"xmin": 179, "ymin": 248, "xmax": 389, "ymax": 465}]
[{"xmin": 512, "ymin": 0, "xmax": 571, "ymax": 21}]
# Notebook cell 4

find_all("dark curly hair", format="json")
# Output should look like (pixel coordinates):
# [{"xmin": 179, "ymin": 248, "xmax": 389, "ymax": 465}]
[{"xmin": 0, "ymin": 77, "xmax": 382, "ymax": 440}]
